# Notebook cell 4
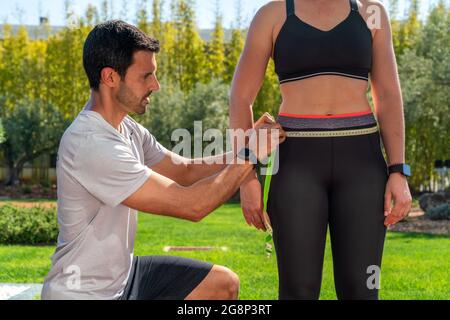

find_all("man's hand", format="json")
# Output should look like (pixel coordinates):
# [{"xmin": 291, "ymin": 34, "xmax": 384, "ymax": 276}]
[
  {"xmin": 248, "ymin": 113, "xmax": 286, "ymax": 162},
  {"xmin": 384, "ymin": 173, "xmax": 412, "ymax": 226}
]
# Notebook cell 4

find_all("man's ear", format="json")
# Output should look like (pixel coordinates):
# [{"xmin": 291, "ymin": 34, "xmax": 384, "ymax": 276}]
[{"xmin": 100, "ymin": 67, "xmax": 120, "ymax": 88}]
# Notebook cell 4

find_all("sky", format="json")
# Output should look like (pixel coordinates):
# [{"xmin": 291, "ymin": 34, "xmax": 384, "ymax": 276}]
[{"xmin": 0, "ymin": 0, "xmax": 442, "ymax": 29}]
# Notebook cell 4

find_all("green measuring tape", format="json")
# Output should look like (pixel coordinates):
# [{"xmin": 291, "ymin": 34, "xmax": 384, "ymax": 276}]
[{"xmin": 263, "ymin": 150, "xmax": 276, "ymax": 213}]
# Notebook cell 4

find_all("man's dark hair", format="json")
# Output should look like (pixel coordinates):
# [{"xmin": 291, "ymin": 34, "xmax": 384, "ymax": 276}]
[{"xmin": 83, "ymin": 20, "xmax": 160, "ymax": 91}]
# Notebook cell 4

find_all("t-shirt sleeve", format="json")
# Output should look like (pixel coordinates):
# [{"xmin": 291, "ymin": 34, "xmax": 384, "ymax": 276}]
[
  {"xmin": 73, "ymin": 135, "xmax": 152, "ymax": 207},
  {"xmin": 141, "ymin": 126, "xmax": 168, "ymax": 167}
]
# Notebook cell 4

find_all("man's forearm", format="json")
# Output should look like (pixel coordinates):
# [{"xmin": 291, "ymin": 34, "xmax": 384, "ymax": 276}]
[
  {"xmin": 186, "ymin": 161, "xmax": 255, "ymax": 221},
  {"xmin": 376, "ymin": 97, "xmax": 406, "ymax": 166},
  {"xmin": 186, "ymin": 151, "xmax": 235, "ymax": 184}
]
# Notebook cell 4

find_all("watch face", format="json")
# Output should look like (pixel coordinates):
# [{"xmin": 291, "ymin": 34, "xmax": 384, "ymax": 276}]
[
  {"xmin": 403, "ymin": 164, "xmax": 411, "ymax": 176},
  {"xmin": 238, "ymin": 147, "xmax": 250, "ymax": 160}
]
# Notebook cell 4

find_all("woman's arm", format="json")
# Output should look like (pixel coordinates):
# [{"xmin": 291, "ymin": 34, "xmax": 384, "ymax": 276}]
[
  {"xmin": 369, "ymin": 0, "xmax": 412, "ymax": 226},
  {"xmin": 370, "ymin": 1, "xmax": 404, "ymax": 166},
  {"xmin": 229, "ymin": 2, "xmax": 282, "ymax": 230}
]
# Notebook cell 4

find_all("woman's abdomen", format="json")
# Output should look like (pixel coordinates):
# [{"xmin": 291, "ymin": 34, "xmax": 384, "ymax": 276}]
[{"xmin": 278, "ymin": 75, "xmax": 371, "ymax": 115}]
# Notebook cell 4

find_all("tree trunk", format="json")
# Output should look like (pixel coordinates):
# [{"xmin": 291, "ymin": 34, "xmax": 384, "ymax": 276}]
[
  {"xmin": 5, "ymin": 147, "xmax": 55, "ymax": 186},
  {"xmin": 6, "ymin": 163, "xmax": 21, "ymax": 186}
]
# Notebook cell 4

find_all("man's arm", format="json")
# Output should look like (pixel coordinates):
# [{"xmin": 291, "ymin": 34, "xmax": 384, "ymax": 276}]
[
  {"xmin": 122, "ymin": 159, "xmax": 254, "ymax": 222},
  {"xmin": 125, "ymin": 115, "xmax": 285, "ymax": 222},
  {"xmin": 150, "ymin": 151, "xmax": 233, "ymax": 187},
  {"xmin": 151, "ymin": 114, "xmax": 278, "ymax": 187}
]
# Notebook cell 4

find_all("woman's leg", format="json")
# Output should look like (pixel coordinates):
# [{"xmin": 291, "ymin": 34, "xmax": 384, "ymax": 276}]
[
  {"xmin": 328, "ymin": 132, "xmax": 389, "ymax": 300},
  {"xmin": 267, "ymin": 137, "xmax": 331, "ymax": 299}
]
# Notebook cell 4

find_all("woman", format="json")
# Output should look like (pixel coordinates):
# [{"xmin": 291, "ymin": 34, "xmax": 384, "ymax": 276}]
[{"xmin": 229, "ymin": 0, "xmax": 412, "ymax": 299}]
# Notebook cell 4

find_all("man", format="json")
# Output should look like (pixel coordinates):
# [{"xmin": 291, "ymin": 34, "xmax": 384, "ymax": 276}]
[{"xmin": 41, "ymin": 20, "xmax": 285, "ymax": 300}]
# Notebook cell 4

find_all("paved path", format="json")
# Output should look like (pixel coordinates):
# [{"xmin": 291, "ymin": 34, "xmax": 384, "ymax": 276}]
[{"xmin": 0, "ymin": 283, "xmax": 42, "ymax": 300}]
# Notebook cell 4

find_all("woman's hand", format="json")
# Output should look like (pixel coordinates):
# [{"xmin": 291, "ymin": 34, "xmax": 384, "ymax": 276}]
[
  {"xmin": 240, "ymin": 174, "xmax": 266, "ymax": 231},
  {"xmin": 384, "ymin": 173, "xmax": 412, "ymax": 226}
]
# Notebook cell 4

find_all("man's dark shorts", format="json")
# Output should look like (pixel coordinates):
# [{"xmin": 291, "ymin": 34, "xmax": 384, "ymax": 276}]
[{"xmin": 119, "ymin": 255, "xmax": 214, "ymax": 300}]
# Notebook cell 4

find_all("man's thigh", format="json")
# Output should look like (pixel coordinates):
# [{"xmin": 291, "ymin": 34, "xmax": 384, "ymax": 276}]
[{"xmin": 120, "ymin": 255, "xmax": 213, "ymax": 300}]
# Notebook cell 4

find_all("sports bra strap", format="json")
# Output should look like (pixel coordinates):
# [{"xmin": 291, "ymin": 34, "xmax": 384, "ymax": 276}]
[
  {"xmin": 350, "ymin": 0, "xmax": 359, "ymax": 12},
  {"xmin": 286, "ymin": 0, "xmax": 295, "ymax": 17}
]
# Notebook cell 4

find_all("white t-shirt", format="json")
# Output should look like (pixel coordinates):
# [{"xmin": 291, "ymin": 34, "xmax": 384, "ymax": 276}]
[{"xmin": 41, "ymin": 106, "xmax": 167, "ymax": 300}]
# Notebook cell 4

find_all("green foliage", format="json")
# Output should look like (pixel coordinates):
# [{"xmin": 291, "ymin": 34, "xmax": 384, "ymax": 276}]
[
  {"xmin": 137, "ymin": 79, "xmax": 229, "ymax": 151},
  {"xmin": 182, "ymin": 79, "xmax": 230, "ymax": 133},
  {"xmin": 224, "ymin": 29, "xmax": 244, "ymax": 83},
  {"xmin": 44, "ymin": 26, "xmax": 91, "ymax": 120},
  {"xmin": 0, "ymin": 118, "xmax": 5, "ymax": 144},
  {"xmin": 253, "ymin": 60, "xmax": 282, "ymax": 119},
  {"xmin": 398, "ymin": 2, "xmax": 450, "ymax": 190},
  {"xmin": 0, "ymin": 99, "xmax": 70, "ymax": 185},
  {"xmin": 391, "ymin": 0, "xmax": 422, "ymax": 56},
  {"xmin": 21, "ymin": 185, "xmax": 32, "ymax": 195},
  {"xmin": 137, "ymin": 79, "xmax": 186, "ymax": 147},
  {"xmin": 0, "ymin": 0, "xmax": 447, "ymax": 190},
  {"xmin": 2, "ymin": 203, "xmax": 449, "ymax": 299},
  {"xmin": 205, "ymin": 4, "xmax": 226, "ymax": 81},
  {"xmin": 136, "ymin": 0, "xmax": 151, "ymax": 34},
  {"xmin": 0, "ymin": 205, "xmax": 58, "ymax": 244}
]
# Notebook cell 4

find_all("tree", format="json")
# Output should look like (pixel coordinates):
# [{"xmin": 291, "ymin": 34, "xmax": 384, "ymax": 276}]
[
  {"xmin": 137, "ymin": 79, "xmax": 185, "ymax": 148},
  {"xmin": 394, "ymin": 0, "xmax": 422, "ymax": 56},
  {"xmin": 137, "ymin": 79, "xmax": 230, "ymax": 151},
  {"xmin": 252, "ymin": 60, "xmax": 282, "ymax": 120},
  {"xmin": 205, "ymin": 1, "xmax": 226, "ymax": 81},
  {"xmin": 85, "ymin": 4, "xmax": 100, "ymax": 26},
  {"xmin": 171, "ymin": 0, "xmax": 206, "ymax": 91},
  {"xmin": 398, "ymin": 2, "xmax": 450, "ymax": 191},
  {"xmin": 0, "ymin": 118, "xmax": 5, "ymax": 144},
  {"xmin": 136, "ymin": 0, "xmax": 150, "ymax": 34},
  {"xmin": 151, "ymin": 0, "xmax": 164, "ymax": 39},
  {"xmin": 100, "ymin": 0, "xmax": 110, "ymax": 22},
  {"xmin": 0, "ymin": 99, "xmax": 70, "ymax": 186},
  {"xmin": 44, "ymin": 25, "xmax": 91, "ymax": 120},
  {"xmin": 223, "ymin": 0, "xmax": 245, "ymax": 83},
  {"xmin": 224, "ymin": 28, "xmax": 244, "ymax": 83},
  {"xmin": 0, "ymin": 25, "xmax": 30, "ymax": 110}
]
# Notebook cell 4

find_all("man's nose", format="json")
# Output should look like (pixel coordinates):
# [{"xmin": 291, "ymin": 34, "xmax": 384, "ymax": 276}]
[{"xmin": 150, "ymin": 76, "xmax": 161, "ymax": 92}]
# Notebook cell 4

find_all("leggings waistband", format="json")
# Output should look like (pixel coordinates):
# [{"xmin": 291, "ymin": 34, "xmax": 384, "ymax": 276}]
[{"xmin": 277, "ymin": 109, "xmax": 378, "ymax": 137}]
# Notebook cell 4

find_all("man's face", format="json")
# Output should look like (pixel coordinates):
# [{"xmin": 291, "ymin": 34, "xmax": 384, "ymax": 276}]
[{"xmin": 116, "ymin": 50, "xmax": 160, "ymax": 115}]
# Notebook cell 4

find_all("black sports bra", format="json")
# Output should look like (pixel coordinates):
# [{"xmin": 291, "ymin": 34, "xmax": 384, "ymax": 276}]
[{"xmin": 273, "ymin": 0, "xmax": 373, "ymax": 84}]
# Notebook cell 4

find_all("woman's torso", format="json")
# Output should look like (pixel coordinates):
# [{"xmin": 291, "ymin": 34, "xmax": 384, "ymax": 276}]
[{"xmin": 270, "ymin": 0, "xmax": 376, "ymax": 115}]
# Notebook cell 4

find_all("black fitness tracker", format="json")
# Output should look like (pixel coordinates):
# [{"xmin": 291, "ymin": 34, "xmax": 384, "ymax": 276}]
[
  {"xmin": 236, "ymin": 147, "xmax": 258, "ymax": 168},
  {"xmin": 388, "ymin": 163, "xmax": 411, "ymax": 177}
]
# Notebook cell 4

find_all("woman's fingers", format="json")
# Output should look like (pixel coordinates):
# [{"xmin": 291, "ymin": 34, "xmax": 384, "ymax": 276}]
[
  {"xmin": 242, "ymin": 208, "xmax": 253, "ymax": 226},
  {"xmin": 251, "ymin": 211, "xmax": 266, "ymax": 231},
  {"xmin": 384, "ymin": 202, "xmax": 410, "ymax": 226}
]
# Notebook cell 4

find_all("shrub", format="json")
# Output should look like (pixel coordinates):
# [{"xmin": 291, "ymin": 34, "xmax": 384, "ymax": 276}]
[
  {"xmin": 0, "ymin": 205, "xmax": 58, "ymax": 244},
  {"xmin": 21, "ymin": 185, "xmax": 32, "ymax": 194},
  {"xmin": 425, "ymin": 203, "xmax": 450, "ymax": 221}
]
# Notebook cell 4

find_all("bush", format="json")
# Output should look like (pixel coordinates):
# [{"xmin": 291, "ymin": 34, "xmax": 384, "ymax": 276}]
[
  {"xmin": 425, "ymin": 203, "xmax": 450, "ymax": 221},
  {"xmin": 0, "ymin": 205, "xmax": 58, "ymax": 244},
  {"xmin": 21, "ymin": 185, "xmax": 32, "ymax": 195}
]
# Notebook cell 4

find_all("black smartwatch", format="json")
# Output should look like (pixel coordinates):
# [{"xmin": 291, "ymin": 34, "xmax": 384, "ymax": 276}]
[
  {"xmin": 236, "ymin": 147, "xmax": 258, "ymax": 168},
  {"xmin": 388, "ymin": 163, "xmax": 411, "ymax": 177}
]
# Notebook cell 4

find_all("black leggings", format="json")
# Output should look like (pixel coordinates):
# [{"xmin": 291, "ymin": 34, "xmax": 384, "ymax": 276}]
[{"xmin": 266, "ymin": 110, "xmax": 389, "ymax": 300}]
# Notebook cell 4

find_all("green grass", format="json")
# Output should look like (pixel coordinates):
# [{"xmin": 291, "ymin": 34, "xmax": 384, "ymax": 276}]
[{"xmin": 0, "ymin": 202, "xmax": 449, "ymax": 299}]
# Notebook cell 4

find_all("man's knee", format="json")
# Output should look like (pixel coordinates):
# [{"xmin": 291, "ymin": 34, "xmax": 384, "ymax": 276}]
[{"xmin": 211, "ymin": 265, "xmax": 240, "ymax": 300}]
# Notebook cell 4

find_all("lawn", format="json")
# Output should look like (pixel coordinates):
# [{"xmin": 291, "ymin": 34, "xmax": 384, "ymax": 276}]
[{"xmin": 0, "ymin": 201, "xmax": 449, "ymax": 299}]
